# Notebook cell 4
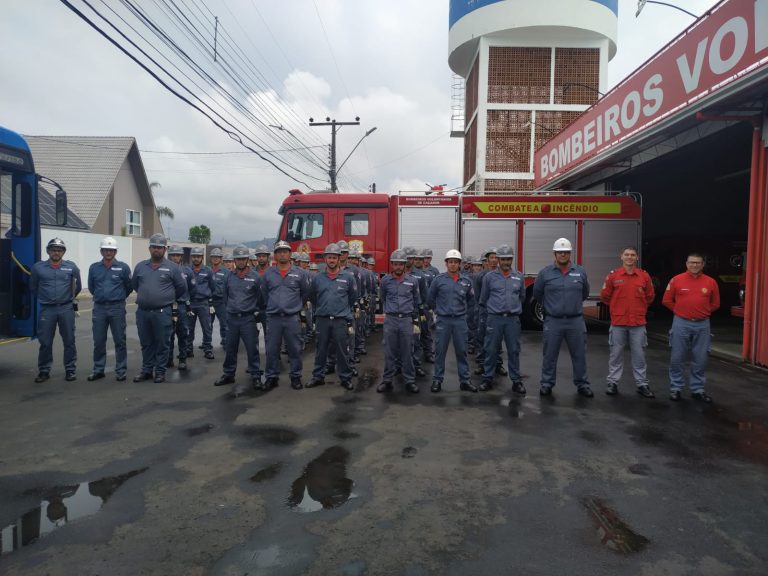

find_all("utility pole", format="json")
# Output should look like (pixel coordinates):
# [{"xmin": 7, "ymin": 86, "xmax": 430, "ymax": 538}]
[{"xmin": 309, "ymin": 116, "xmax": 360, "ymax": 192}]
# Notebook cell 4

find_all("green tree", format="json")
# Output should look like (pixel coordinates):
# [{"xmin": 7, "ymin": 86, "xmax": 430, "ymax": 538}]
[
  {"xmin": 156, "ymin": 205, "xmax": 175, "ymax": 219},
  {"xmin": 189, "ymin": 225, "xmax": 211, "ymax": 244}
]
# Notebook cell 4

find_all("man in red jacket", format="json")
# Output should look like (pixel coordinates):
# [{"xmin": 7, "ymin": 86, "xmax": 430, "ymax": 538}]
[
  {"xmin": 600, "ymin": 246, "xmax": 656, "ymax": 398},
  {"xmin": 662, "ymin": 252, "xmax": 720, "ymax": 403}
]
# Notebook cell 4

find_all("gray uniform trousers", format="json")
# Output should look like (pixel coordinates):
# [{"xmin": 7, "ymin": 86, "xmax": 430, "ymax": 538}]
[
  {"xmin": 211, "ymin": 300, "xmax": 227, "ymax": 346},
  {"xmin": 38, "ymin": 303, "xmax": 77, "ymax": 373},
  {"xmin": 189, "ymin": 301, "xmax": 213, "ymax": 352},
  {"xmin": 383, "ymin": 314, "xmax": 415, "ymax": 384},
  {"xmin": 265, "ymin": 314, "xmax": 302, "ymax": 379},
  {"xmin": 541, "ymin": 316, "xmax": 589, "ymax": 389},
  {"xmin": 433, "ymin": 315, "xmax": 470, "ymax": 384},
  {"xmin": 607, "ymin": 325, "xmax": 649, "ymax": 387},
  {"xmin": 136, "ymin": 307, "xmax": 173, "ymax": 376},
  {"xmin": 483, "ymin": 313, "xmax": 521, "ymax": 381},
  {"xmin": 223, "ymin": 313, "xmax": 260, "ymax": 377},
  {"xmin": 668, "ymin": 316, "xmax": 710, "ymax": 393},
  {"xmin": 313, "ymin": 316, "xmax": 353, "ymax": 382},
  {"xmin": 92, "ymin": 301, "xmax": 127, "ymax": 377}
]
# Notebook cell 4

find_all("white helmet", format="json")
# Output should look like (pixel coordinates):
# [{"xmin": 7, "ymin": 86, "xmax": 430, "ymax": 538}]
[
  {"xmin": 445, "ymin": 249, "xmax": 462, "ymax": 261},
  {"xmin": 100, "ymin": 236, "xmax": 118, "ymax": 250},
  {"xmin": 553, "ymin": 238, "xmax": 573, "ymax": 251}
]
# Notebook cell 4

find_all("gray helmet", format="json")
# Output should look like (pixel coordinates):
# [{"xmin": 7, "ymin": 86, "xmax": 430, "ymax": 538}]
[
  {"xmin": 190, "ymin": 247, "xmax": 204, "ymax": 256},
  {"xmin": 223, "ymin": 253, "xmax": 234, "ymax": 261},
  {"xmin": 349, "ymin": 249, "xmax": 361, "ymax": 259},
  {"xmin": 324, "ymin": 243, "xmax": 341, "ymax": 256},
  {"xmin": 149, "ymin": 233, "xmax": 167, "ymax": 247},
  {"xmin": 233, "ymin": 245, "xmax": 249, "ymax": 258},
  {"xmin": 168, "ymin": 244, "xmax": 184, "ymax": 256},
  {"xmin": 291, "ymin": 251, "xmax": 299, "ymax": 260},
  {"xmin": 337, "ymin": 240, "xmax": 350, "ymax": 253},
  {"xmin": 423, "ymin": 248, "xmax": 433, "ymax": 257},
  {"xmin": 497, "ymin": 244, "xmax": 514, "ymax": 258},
  {"xmin": 210, "ymin": 247, "xmax": 223, "ymax": 257},
  {"xmin": 472, "ymin": 255, "xmax": 483, "ymax": 265},
  {"xmin": 299, "ymin": 253, "xmax": 310, "ymax": 263},
  {"xmin": 274, "ymin": 240, "xmax": 291, "ymax": 251},
  {"xmin": 484, "ymin": 246, "xmax": 497, "ymax": 258},
  {"xmin": 46, "ymin": 237, "xmax": 66, "ymax": 250},
  {"xmin": 463, "ymin": 255, "xmax": 473, "ymax": 264},
  {"xmin": 255, "ymin": 244, "xmax": 270, "ymax": 256},
  {"xmin": 309, "ymin": 263, "xmax": 318, "ymax": 271},
  {"xmin": 367, "ymin": 257, "xmax": 375, "ymax": 265},
  {"xmin": 403, "ymin": 246, "xmax": 417, "ymax": 258},
  {"xmin": 390, "ymin": 249, "xmax": 407, "ymax": 262}
]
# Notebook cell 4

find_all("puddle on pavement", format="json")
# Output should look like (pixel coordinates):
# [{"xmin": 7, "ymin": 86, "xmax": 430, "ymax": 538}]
[
  {"xmin": 334, "ymin": 431, "xmax": 360, "ymax": 440},
  {"xmin": 251, "ymin": 462, "xmax": 283, "ymax": 483},
  {"xmin": 581, "ymin": 496, "xmax": 649, "ymax": 554},
  {"xmin": 241, "ymin": 426, "xmax": 299, "ymax": 445},
  {"xmin": 578, "ymin": 430, "xmax": 606, "ymax": 447},
  {"xmin": 186, "ymin": 423, "xmax": 215, "ymax": 437},
  {"xmin": 357, "ymin": 368, "xmax": 380, "ymax": 390},
  {"xmin": 401, "ymin": 447, "xmax": 418, "ymax": 459},
  {"xmin": 287, "ymin": 446, "xmax": 354, "ymax": 513},
  {"xmin": 1, "ymin": 468, "xmax": 148, "ymax": 556},
  {"xmin": 628, "ymin": 463, "xmax": 652, "ymax": 476}
]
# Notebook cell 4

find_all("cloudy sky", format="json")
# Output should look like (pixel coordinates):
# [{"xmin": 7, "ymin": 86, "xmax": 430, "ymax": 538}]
[{"xmin": 1, "ymin": 0, "xmax": 717, "ymax": 244}]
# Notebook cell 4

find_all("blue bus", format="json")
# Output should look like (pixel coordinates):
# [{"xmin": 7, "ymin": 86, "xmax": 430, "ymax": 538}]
[{"xmin": 0, "ymin": 125, "xmax": 67, "ymax": 339}]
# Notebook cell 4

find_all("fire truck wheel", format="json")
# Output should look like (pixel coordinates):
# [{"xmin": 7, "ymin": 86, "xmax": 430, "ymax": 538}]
[{"xmin": 522, "ymin": 293, "xmax": 544, "ymax": 331}]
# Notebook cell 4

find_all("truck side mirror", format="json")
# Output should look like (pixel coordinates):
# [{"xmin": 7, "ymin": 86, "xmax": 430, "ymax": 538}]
[{"xmin": 55, "ymin": 189, "xmax": 67, "ymax": 227}]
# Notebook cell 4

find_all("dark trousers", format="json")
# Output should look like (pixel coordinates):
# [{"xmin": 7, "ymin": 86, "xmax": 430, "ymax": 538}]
[
  {"xmin": 37, "ymin": 303, "xmax": 77, "ymax": 373},
  {"xmin": 265, "ymin": 314, "xmax": 302, "ymax": 379},
  {"xmin": 169, "ymin": 303, "xmax": 190, "ymax": 361},
  {"xmin": 433, "ymin": 315, "xmax": 470, "ymax": 383},
  {"xmin": 189, "ymin": 301, "xmax": 213, "ymax": 352},
  {"xmin": 483, "ymin": 314, "xmax": 521, "ymax": 381},
  {"xmin": 223, "ymin": 313, "xmax": 261, "ymax": 377},
  {"xmin": 211, "ymin": 299, "xmax": 227, "ymax": 345},
  {"xmin": 92, "ymin": 301, "xmax": 127, "ymax": 376},
  {"xmin": 541, "ymin": 316, "xmax": 589, "ymax": 389},
  {"xmin": 136, "ymin": 307, "xmax": 173, "ymax": 376},
  {"xmin": 383, "ymin": 315, "xmax": 415, "ymax": 384},
  {"xmin": 313, "ymin": 317, "xmax": 353, "ymax": 381}
]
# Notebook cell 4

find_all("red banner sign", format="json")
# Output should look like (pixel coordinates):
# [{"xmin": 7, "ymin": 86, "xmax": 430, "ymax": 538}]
[
  {"xmin": 535, "ymin": 0, "xmax": 768, "ymax": 186},
  {"xmin": 397, "ymin": 195, "xmax": 460, "ymax": 206}
]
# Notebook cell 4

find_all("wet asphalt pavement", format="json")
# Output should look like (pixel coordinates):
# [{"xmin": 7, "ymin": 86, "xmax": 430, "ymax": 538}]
[{"xmin": 0, "ymin": 302, "xmax": 767, "ymax": 575}]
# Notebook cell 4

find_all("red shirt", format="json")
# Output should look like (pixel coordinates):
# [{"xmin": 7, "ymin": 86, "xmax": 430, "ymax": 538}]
[
  {"xmin": 600, "ymin": 267, "xmax": 655, "ymax": 326},
  {"xmin": 662, "ymin": 271, "xmax": 720, "ymax": 320}
]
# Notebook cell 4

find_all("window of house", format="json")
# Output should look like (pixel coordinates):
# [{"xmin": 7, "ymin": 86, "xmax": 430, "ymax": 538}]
[
  {"xmin": 286, "ymin": 212, "xmax": 323, "ymax": 241},
  {"xmin": 344, "ymin": 213, "xmax": 369, "ymax": 236},
  {"xmin": 126, "ymin": 209, "xmax": 142, "ymax": 236}
]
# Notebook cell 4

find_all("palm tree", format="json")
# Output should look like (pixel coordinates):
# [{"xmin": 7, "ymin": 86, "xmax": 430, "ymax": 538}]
[{"xmin": 151, "ymin": 182, "xmax": 175, "ymax": 237}]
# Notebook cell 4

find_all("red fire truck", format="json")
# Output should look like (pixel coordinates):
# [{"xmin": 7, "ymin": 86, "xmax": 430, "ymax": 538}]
[{"xmin": 277, "ymin": 190, "xmax": 642, "ymax": 326}]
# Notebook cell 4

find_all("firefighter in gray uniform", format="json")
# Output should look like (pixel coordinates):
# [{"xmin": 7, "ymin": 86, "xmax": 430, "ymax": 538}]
[
  {"xmin": 348, "ymin": 249, "xmax": 368, "ymax": 358},
  {"xmin": 188, "ymin": 247, "xmax": 216, "ymax": 359},
  {"xmin": 403, "ymin": 246, "xmax": 428, "ymax": 377},
  {"xmin": 479, "ymin": 244, "xmax": 526, "ymax": 394},
  {"xmin": 87, "ymin": 236, "xmax": 132, "ymax": 381},
  {"xmin": 30, "ymin": 238, "xmax": 82, "ymax": 382},
  {"xmin": 414, "ymin": 248, "xmax": 436, "ymax": 362},
  {"xmin": 167, "ymin": 245, "xmax": 193, "ymax": 370},
  {"xmin": 261, "ymin": 240, "xmax": 309, "ymax": 390},
  {"xmin": 209, "ymin": 247, "xmax": 229, "ymax": 348},
  {"xmin": 132, "ymin": 234, "xmax": 187, "ymax": 383},
  {"xmin": 214, "ymin": 245, "xmax": 264, "ymax": 397},
  {"xmin": 427, "ymin": 249, "xmax": 477, "ymax": 393},
  {"xmin": 307, "ymin": 243, "xmax": 358, "ymax": 390},
  {"xmin": 377, "ymin": 249, "xmax": 421, "ymax": 394},
  {"xmin": 533, "ymin": 238, "xmax": 593, "ymax": 397}
]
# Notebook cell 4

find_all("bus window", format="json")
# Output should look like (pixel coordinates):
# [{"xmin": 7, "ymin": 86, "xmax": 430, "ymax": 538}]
[
  {"xmin": 13, "ymin": 181, "xmax": 32, "ymax": 237},
  {"xmin": 286, "ymin": 212, "xmax": 323, "ymax": 242},
  {"xmin": 344, "ymin": 213, "xmax": 369, "ymax": 236}
]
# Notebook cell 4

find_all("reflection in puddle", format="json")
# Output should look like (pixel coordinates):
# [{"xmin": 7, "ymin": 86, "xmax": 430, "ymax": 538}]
[
  {"xmin": 581, "ymin": 496, "xmax": 649, "ymax": 554},
  {"xmin": 251, "ymin": 462, "xmax": 283, "ymax": 483},
  {"xmin": 287, "ymin": 446, "xmax": 354, "ymax": 513},
  {"xmin": 0, "ymin": 468, "xmax": 147, "ymax": 556}
]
